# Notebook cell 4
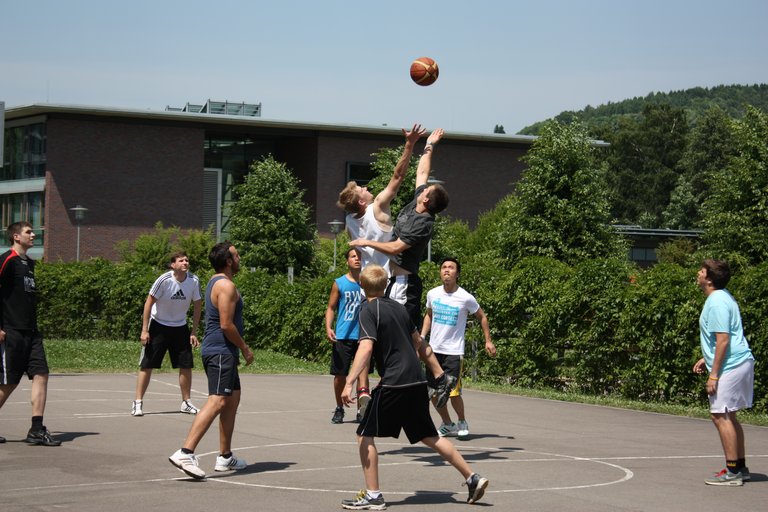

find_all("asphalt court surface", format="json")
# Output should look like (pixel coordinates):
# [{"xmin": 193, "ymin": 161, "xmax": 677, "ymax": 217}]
[{"xmin": 1, "ymin": 373, "xmax": 766, "ymax": 512}]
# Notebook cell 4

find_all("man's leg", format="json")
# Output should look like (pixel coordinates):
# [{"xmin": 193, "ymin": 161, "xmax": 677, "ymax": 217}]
[
  {"xmin": 218, "ymin": 390, "xmax": 241, "ymax": 455},
  {"xmin": 179, "ymin": 368, "xmax": 192, "ymax": 402},
  {"xmin": 432, "ymin": 396, "xmax": 453, "ymax": 424},
  {"xmin": 358, "ymin": 435, "xmax": 380, "ymax": 491},
  {"xmin": 452, "ymin": 395, "xmax": 466, "ymax": 421},
  {"xmin": 182, "ymin": 394, "xmax": 226, "ymax": 451},
  {"xmin": 0, "ymin": 384, "xmax": 18, "ymax": 408},
  {"xmin": 711, "ymin": 412, "xmax": 740, "ymax": 461},
  {"xmin": 30, "ymin": 373, "xmax": 49, "ymax": 417},
  {"xmin": 732, "ymin": 414, "xmax": 746, "ymax": 459},
  {"xmin": 421, "ymin": 436, "xmax": 472, "ymax": 479},
  {"xmin": 333, "ymin": 375, "xmax": 345, "ymax": 407},
  {"xmin": 135, "ymin": 368, "xmax": 152, "ymax": 400}
]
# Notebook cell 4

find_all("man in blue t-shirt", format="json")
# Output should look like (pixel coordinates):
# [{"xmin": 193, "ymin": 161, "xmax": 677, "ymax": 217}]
[{"xmin": 693, "ymin": 259, "xmax": 755, "ymax": 486}]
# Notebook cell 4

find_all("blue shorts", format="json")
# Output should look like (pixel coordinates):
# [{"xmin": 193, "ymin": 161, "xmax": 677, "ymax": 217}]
[{"xmin": 202, "ymin": 353, "xmax": 241, "ymax": 396}]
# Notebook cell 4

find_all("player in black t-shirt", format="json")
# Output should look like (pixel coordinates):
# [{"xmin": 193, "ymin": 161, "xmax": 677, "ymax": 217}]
[
  {"xmin": 0, "ymin": 221, "xmax": 61, "ymax": 446},
  {"xmin": 339, "ymin": 264, "xmax": 488, "ymax": 509}
]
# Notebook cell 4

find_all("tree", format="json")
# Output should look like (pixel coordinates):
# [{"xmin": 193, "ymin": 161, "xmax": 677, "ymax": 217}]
[
  {"xmin": 493, "ymin": 124, "xmax": 506, "ymax": 134},
  {"xmin": 700, "ymin": 106, "xmax": 768, "ymax": 266},
  {"xmin": 494, "ymin": 121, "xmax": 625, "ymax": 265},
  {"xmin": 603, "ymin": 104, "xmax": 690, "ymax": 227},
  {"xmin": 228, "ymin": 156, "xmax": 317, "ymax": 275},
  {"xmin": 663, "ymin": 106, "xmax": 736, "ymax": 229}
]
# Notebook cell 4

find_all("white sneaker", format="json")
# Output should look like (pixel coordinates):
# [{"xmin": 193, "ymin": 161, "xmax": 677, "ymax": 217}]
[
  {"xmin": 131, "ymin": 400, "xmax": 144, "ymax": 417},
  {"xmin": 169, "ymin": 449, "xmax": 206, "ymax": 479},
  {"xmin": 437, "ymin": 422, "xmax": 458, "ymax": 437},
  {"xmin": 180, "ymin": 400, "xmax": 199, "ymax": 414},
  {"xmin": 457, "ymin": 420, "xmax": 470, "ymax": 439},
  {"xmin": 215, "ymin": 453, "xmax": 248, "ymax": 472}
]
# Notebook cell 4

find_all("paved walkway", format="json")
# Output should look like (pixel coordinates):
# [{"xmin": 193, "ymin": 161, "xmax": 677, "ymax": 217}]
[{"xmin": 0, "ymin": 373, "xmax": 766, "ymax": 511}]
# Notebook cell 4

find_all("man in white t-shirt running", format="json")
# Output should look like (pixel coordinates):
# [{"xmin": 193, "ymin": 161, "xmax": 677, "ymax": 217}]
[
  {"xmin": 421, "ymin": 257, "xmax": 496, "ymax": 439},
  {"xmin": 132, "ymin": 252, "xmax": 202, "ymax": 417}
]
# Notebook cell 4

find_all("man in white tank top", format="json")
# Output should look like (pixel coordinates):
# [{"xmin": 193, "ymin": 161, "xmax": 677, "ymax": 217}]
[{"xmin": 337, "ymin": 124, "xmax": 426, "ymax": 275}]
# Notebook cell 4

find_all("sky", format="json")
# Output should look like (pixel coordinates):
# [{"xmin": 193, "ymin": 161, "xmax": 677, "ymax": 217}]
[{"xmin": 2, "ymin": 0, "xmax": 767, "ymax": 134}]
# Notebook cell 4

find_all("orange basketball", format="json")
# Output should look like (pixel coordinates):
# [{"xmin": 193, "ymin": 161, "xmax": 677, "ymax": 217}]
[{"xmin": 410, "ymin": 57, "xmax": 439, "ymax": 86}]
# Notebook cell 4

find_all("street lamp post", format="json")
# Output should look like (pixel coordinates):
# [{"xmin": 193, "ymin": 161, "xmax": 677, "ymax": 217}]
[
  {"xmin": 69, "ymin": 204, "xmax": 88, "ymax": 262},
  {"xmin": 328, "ymin": 219, "xmax": 344, "ymax": 272},
  {"xmin": 426, "ymin": 176, "xmax": 445, "ymax": 262}
]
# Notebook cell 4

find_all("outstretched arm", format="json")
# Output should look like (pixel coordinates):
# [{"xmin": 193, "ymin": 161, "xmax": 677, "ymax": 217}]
[
  {"xmin": 415, "ymin": 128, "xmax": 444, "ymax": 189},
  {"xmin": 349, "ymin": 237, "xmax": 411, "ymax": 256},
  {"xmin": 374, "ymin": 124, "xmax": 425, "ymax": 212}
]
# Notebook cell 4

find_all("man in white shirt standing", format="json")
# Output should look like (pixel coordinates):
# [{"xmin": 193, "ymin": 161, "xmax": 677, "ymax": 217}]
[
  {"xmin": 421, "ymin": 257, "xmax": 496, "ymax": 439},
  {"xmin": 132, "ymin": 252, "xmax": 202, "ymax": 417}
]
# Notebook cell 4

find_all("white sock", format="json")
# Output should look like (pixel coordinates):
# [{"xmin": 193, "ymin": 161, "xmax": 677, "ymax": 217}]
[{"xmin": 366, "ymin": 489, "xmax": 382, "ymax": 498}]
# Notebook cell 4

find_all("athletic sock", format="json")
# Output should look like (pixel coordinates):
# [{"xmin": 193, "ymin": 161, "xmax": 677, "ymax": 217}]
[
  {"xmin": 221, "ymin": 452, "xmax": 233, "ymax": 459},
  {"xmin": 181, "ymin": 447, "xmax": 194, "ymax": 455},
  {"xmin": 31, "ymin": 416, "xmax": 43, "ymax": 431},
  {"xmin": 366, "ymin": 489, "xmax": 382, "ymax": 499},
  {"xmin": 736, "ymin": 458, "xmax": 746, "ymax": 472},
  {"xmin": 726, "ymin": 460, "xmax": 739, "ymax": 474}
]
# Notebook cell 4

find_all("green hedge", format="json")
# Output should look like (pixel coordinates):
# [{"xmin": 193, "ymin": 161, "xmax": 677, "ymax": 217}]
[{"xmin": 34, "ymin": 257, "xmax": 766, "ymax": 410}]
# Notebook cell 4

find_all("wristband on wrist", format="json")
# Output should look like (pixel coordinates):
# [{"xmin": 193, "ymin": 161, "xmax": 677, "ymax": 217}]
[{"xmin": 708, "ymin": 375, "xmax": 719, "ymax": 381}]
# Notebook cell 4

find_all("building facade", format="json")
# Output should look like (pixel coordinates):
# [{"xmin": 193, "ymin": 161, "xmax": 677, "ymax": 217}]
[{"xmin": 2, "ymin": 103, "xmax": 534, "ymax": 261}]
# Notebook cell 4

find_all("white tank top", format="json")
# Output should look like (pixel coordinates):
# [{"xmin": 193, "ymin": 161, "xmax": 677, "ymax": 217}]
[{"xmin": 346, "ymin": 205, "xmax": 394, "ymax": 274}]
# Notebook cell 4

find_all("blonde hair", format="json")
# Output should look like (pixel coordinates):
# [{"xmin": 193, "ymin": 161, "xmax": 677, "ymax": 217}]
[
  {"xmin": 360, "ymin": 265, "xmax": 388, "ymax": 297},
  {"xmin": 337, "ymin": 181, "xmax": 361, "ymax": 213}
]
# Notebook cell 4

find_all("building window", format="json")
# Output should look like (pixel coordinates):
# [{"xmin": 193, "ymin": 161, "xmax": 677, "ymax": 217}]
[
  {"xmin": 0, "ymin": 191, "xmax": 45, "ymax": 246},
  {"xmin": 630, "ymin": 247, "xmax": 657, "ymax": 263},
  {"xmin": 2, "ymin": 123, "xmax": 46, "ymax": 181},
  {"xmin": 346, "ymin": 162, "xmax": 375, "ymax": 185}
]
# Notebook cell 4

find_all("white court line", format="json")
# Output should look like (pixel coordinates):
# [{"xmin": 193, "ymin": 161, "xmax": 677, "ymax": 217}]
[{"xmin": 5, "ymin": 440, "xmax": 768, "ymax": 496}]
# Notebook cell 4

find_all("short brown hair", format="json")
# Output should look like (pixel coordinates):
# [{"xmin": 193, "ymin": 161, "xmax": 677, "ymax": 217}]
[
  {"xmin": 701, "ymin": 259, "xmax": 731, "ymax": 289},
  {"xmin": 337, "ymin": 181, "xmax": 361, "ymax": 214},
  {"xmin": 6, "ymin": 221, "xmax": 33, "ymax": 244},
  {"xmin": 169, "ymin": 251, "xmax": 188, "ymax": 264},
  {"xmin": 360, "ymin": 264, "xmax": 388, "ymax": 297},
  {"xmin": 426, "ymin": 184, "xmax": 449, "ymax": 214}
]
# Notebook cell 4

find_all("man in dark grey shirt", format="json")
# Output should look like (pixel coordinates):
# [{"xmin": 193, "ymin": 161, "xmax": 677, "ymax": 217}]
[{"xmin": 350, "ymin": 128, "xmax": 452, "ymax": 404}]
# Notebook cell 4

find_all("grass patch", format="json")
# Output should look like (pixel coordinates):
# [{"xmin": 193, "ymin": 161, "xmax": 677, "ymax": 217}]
[
  {"xmin": 46, "ymin": 339, "xmax": 768, "ymax": 426},
  {"xmin": 46, "ymin": 338, "xmax": 326, "ymax": 374},
  {"xmin": 465, "ymin": 379, "xmax": 768, "ymax": 427}
]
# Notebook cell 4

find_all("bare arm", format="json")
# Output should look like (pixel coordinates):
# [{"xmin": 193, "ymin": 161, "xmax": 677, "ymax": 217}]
[
  {"xmin": 349, "ymin": 237, "xmax": 411, "ymax": 256},
  {"xmin": 190, "ymin": 299, "xmax": 202, "ymax": 348},
  {"xmin": 415, "ymin": 128, "xmax": 444, "ymax": 188},
  {"xmin": 140, "ymin": 295, "xmax": 157, "ymax": 346},
  {"xmin": 341, "ymin": 339, "xmax": 374, "ymax": 405},
  {"xmin": 324, "ymin": 282, "xmax": 340, "ymax": 342},
  {"xmin": 374, "ymin": 124, "xmax": 425, "ymax": 215},
  {"xmin": 474, "ymin": 307, "xmax": 496, "ymax": 357},
  {"xmin": 421, "ymin": 307, "xmax": 433, "ymax": 340},
  {"xmin": 213, "ymin": 279, "xmax": 254, "ymax": 365}
]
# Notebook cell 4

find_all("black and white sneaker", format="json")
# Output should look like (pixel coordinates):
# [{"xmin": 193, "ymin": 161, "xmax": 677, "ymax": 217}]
[
  {"xmin": 465, "ymin": 473, "xmax": 489, "ymax": 504},
  {"xmin": 332, "ymin": 406, "xmax": 345, "ymax": 424},
  {"xmin": 25, "ymin": 426, "xmax": 62, "ymax": 447},
  {"xmin": 434, "ymin": 373, "xmax": 458, "ymax": 409},
  {"xmin": 342, "ymin": 490, "xmax": 386, "ymax": 510}
]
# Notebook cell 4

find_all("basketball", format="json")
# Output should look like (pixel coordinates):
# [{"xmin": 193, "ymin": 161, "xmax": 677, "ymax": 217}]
[{"xmin": 410, "ymin": 57, "xmax": 439, "ymax": 86}]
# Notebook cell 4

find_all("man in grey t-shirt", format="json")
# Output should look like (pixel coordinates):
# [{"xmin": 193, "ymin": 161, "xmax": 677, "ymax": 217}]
[{"xmin": 350, "ymin": 128, "xmax": 452, "ymax": 403}]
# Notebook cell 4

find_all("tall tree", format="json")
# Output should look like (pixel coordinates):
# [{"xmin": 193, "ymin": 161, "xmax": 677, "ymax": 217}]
[
  {"xmin": 494, "ymin": 121, "xmax": 625, "ymax": 265},
  {"xmin": 701, "ymin": 106, "xmax": 768, "ymax": 265},
  {"xmin": 228, "ymin": 156, "xmax": 316, "ymax": 275},
  {"xmin": 603, "ymin": 104, "xmax": 689, "ymax": 227}
]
